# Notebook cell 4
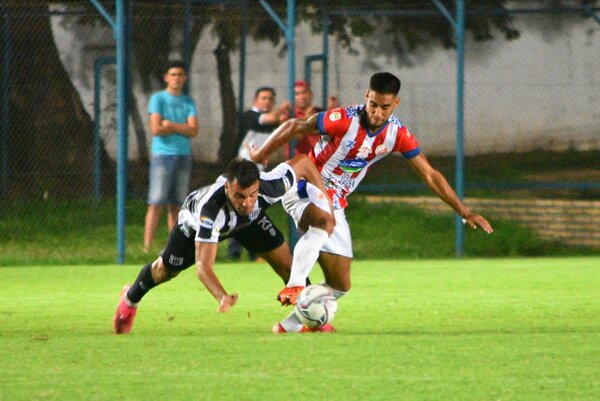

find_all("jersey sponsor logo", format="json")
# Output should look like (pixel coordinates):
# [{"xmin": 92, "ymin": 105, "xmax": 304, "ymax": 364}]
[
  {"xmin": 329, "ymin": 111, "xmax": 342, "ymax": 121},
  {"xmin": 339, "ymin": 158, "xmax": 368, "ymax": 173},
  {"xmin": 375, "ymin": 144, "xmax": 388, "ymax": 155},
  {"xmin": 169, "ymin": 254, "xmax": 184, "ymax": 267},
  {"xmin": 357, "ymin": 145, "xmax": 371, "ymax": 159},
  {"xmin": 199, "ymin": 216, "xmax": 214, "ymax": 229}
]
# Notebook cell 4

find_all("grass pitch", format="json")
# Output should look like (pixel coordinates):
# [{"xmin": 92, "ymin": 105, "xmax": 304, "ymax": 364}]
[{"xmin": 1, "ymin": 257, "xmax": 599, "ymax": 401}]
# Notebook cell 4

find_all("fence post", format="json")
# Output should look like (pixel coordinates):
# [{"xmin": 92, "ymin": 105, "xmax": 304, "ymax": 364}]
[
  {"xmin": 454, "ymin": 0, "xmax": 466, "ymax": 257},
  {"xmin": 1, "ymin": 7, "xmax": 10, "ymax": 197}
]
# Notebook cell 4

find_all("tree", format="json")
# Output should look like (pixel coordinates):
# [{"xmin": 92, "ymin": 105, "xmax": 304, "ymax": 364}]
[{"xmin": 1, "ymin": 0, "xmax": 115, "ymax": 199}]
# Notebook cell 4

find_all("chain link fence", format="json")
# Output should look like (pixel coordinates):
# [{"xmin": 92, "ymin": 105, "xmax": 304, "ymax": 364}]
[{"xmin": 1, "ymin": 1, "xmax": 599, "ymax": 264}]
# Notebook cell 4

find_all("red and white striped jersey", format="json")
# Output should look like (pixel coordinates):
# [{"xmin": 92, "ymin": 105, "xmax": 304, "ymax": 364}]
[{"xmin": 312, "ymin": 104, "xmax": 420, "ymax": 209}]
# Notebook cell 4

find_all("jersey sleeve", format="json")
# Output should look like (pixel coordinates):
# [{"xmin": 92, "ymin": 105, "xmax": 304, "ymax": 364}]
[
  {"xmin": 186, "ymin": 97, "xmax": 198, "ymax": 118},
  {"xmin": 393, "ymin": 126, "xmax": 421, "ymax": 159},
  {"xmin": 258, "ymin": 162, "xmax": 296, "ymax": 204},
  {"xmin": 244, "ymin": 110, "xmax": 261, "ymax": 130},
  {"xmin": 316, "ymin": 107, "xmax": 352, "ymax": 138},
  {"xmin": 148, "ymin": 93, "xmax": 162, "ymax": 115},
  {"xmin": 195, "ymin": 197, "xmax": 224, "ymax": 243}
]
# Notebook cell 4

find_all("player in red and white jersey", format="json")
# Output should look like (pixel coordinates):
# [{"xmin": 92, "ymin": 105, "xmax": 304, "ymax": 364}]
[
  {"xmin": 312, "ymin": 103, "xmax": 420, "ymax": 209},
  {"xmin": 249, "ymin": 72, "xmax": 493, "ymax": 333}
]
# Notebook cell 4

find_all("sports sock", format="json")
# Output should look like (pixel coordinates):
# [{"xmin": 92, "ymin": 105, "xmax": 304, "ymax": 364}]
[
  {"xmin": 280, "ymin": 310, "xmax": 305, "ymax": 333},
  {"xmin": 322, "ymin": 283, "xmax": 347, "ymax": 300},
  {"xmin": 287, "ymin": 226, "xmax": 329, "ymax": 287},
  {"xmin": 126, "ymin": 263, "xmax": 157, "ymax": 305}
]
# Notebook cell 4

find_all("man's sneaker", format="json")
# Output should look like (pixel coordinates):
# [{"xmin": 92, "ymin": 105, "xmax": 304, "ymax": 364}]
[
  {"xmin": 272, "ymin": 322, "xmax": 336, "ymax": 334},
  {"xmin": 113, "ymin": 285, "xmax": 137, "ymax": 334},
  {"xmin": 277, "ymin": 286, "xmax": 304, "ymax": 306}
]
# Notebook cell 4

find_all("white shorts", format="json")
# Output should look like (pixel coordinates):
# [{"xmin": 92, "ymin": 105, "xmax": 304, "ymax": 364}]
[
  {"xmin": 322, "ymin": 208, "xmax": 352, "ymax": 258},
  {"xmin": 282, "ymin": 182, "xmax": 352, "ymax": 258}
]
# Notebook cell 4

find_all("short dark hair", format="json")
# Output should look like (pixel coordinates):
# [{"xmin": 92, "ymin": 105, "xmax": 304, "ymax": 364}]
[
  {"xmin": 226, "ymin": 158, "xmax": 260, "ymax": 188},
  {"xmin": 164, "ymin": 60, "xmax": 187, "ymax": 75},
  {"xmin": 369, "ymin": 72, "xmax": 401, "ymax": 95},
  {"xmin": 254, "ymin": 87, "xmax": 276, "ymax": 99}
]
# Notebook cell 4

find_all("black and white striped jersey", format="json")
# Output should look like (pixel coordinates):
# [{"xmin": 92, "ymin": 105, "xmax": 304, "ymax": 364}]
[{"xmin": 178, "ymin": 162, "xmax": 296, "ymax": 243}]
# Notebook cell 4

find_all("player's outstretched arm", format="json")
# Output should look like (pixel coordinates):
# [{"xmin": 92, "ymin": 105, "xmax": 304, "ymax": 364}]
[
  {"xmin": 247, "ymin": 114, "xmax": 319, "ymax": 165},
  {"xmin": 195, "ymin": 242, "xmax": 238, "ymax": 313},
  {"xmin": 408, "ymin": 154, "xmax": 493, "ymax": 234}
]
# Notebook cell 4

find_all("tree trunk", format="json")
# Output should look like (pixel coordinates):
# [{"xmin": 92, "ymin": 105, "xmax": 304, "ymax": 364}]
[
  {"xmin": 3, "ymin": 3, "xmax": 115, "ymax": 199},
  {"xmin": 214, "ymin": 38, "xmax": 239, "ymax": 168}
]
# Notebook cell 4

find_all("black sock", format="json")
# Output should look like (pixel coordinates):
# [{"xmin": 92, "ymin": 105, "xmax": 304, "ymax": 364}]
[{"xmin": 127, "ymin": 263, "xmax": 157, "ymax": 304}]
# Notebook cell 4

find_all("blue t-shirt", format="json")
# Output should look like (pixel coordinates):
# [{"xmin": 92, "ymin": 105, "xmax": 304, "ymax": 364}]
[{"xmin": 148, "ymin": 90, "xmax": 198, "ymax": 156}]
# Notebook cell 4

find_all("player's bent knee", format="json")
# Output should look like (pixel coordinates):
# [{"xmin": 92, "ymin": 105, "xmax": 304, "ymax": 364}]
[{"xmin": 152, "ymin": 257, "xmax": 180, "ymax": 283}]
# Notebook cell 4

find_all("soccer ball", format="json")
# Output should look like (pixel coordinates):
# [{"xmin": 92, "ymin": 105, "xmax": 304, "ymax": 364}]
[{"xmin": 294, "ymin": 285, "xmax": 338, "ymax": 329}]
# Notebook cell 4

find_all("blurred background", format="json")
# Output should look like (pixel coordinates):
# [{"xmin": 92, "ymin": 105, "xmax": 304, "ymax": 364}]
[{"xmin": 1, "ymin": 0, "xmax": 599, "ymax": 264}]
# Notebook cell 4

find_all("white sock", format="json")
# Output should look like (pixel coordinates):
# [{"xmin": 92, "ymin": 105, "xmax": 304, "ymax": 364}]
[
  {"xmin": 280, "ymin": 310, "xmax": 304, "ymax": 332},
  {"xmin": 321, "ymin": 283, "xmax": 348, "ymax": 300},
  {"xmin": 287, "ymin": 226, "xmax": 330, "ymax": 287}
]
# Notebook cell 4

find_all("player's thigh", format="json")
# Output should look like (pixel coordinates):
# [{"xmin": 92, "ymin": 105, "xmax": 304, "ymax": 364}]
[
  {"xmin": 160, "ymin": 224, "xmax": 197, "ymax": 272},
  {"xmin": 318, "ymin": 252, "xmax": 351, "ymax": 292},
  {"xmin": 321, "ymin": 209, "xmax": 352, "ymax": 258}
]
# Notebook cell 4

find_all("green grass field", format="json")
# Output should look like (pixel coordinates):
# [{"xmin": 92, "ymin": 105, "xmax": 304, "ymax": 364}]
[{"xmin": 1, "ymin": 257, "xmax": 599, "ymax": 401}]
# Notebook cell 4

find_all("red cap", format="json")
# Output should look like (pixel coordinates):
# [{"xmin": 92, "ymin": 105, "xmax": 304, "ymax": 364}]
[{"xmin": 294, "ymin": 80, "xmax": 310, "ymax": 89}]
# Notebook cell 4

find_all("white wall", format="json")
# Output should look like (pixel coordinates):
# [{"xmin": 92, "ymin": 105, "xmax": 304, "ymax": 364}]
[{"xmin": 51, "ymin": 11, "xmax": 600, "ymax": 161}]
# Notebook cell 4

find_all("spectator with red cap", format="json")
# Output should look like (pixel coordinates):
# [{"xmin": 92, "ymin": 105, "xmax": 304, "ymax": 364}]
[{"xmin": 292, "ymin": 80, "xmax": 339, "ymax": 155}]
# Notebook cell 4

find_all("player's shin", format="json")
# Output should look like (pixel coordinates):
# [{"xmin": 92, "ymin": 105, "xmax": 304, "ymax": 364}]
[
  {"xmin": 127, "ymin": 262, "xmax": 157, "ymax": 304},
  {"xmin": 287, "ymin": 226, "xmax": 329, "ymax": 287}
]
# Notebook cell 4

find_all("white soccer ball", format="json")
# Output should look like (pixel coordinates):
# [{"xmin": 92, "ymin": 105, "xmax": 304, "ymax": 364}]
[{"xmin": 294, "ymin": 284, "xmax": 338, "ymax": 329}]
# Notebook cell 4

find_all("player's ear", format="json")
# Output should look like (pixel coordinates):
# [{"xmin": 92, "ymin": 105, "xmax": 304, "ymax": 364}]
[
  {"xmin": 364, "ymin": 89, "xmax": 370, "ymax": 101},
  {"xmin": 395, "ymin": 96, "xmax": 401, "ymax": 107}
]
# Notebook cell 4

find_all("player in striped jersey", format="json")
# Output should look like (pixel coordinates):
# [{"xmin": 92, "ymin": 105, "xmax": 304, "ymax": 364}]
[
  {"xmin": 248, "ymin": 72, "xmax": 493, "ymax": 333},
  {"xmin": 113, "ymin": 153, "xmax": 334, "ymax": 334}
]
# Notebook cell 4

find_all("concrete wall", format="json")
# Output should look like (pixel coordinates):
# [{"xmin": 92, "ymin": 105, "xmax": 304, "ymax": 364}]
[{"xmin": 51, "ymin": 12, "xmax": 600, "ymax": 162}]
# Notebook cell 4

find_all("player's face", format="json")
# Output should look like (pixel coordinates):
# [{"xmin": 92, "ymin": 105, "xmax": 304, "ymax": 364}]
[
  {"xmin": 254, "ymin": 90, "xmax": 275, "ymax": 113},
  {"xmin": 294, "ymin": 86, "xmax": 312, "ymax": 109},
  {"xmin": 225, "ymin": 179, "xmax": 260, "ymax": 216},
  {"xmin": 164, "ymin": 67, "xmax": 187, "ymax": 91},
  {"xmin": 364, "ymin": 90, "xmax": 400, "ymax": 130}
]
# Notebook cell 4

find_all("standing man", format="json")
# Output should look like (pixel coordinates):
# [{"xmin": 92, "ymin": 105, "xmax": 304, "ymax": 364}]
[
  {"xmin": 292, "ymin": 80, "xmax": 339, "ymax": 156},
  {"xmin": 229, "ymin": 87, "xmax": 290, "ymax": 260},
  {"xmin": 144, "ymin": 60, "xmax": 199, "ymax": 254},
  {"xmin": 249, "ymin": 72, "xmax": 494, "ymax": 333},
  {"xmin": 237, "ymin": 87, "xmax": 290, "ymax": 167}
]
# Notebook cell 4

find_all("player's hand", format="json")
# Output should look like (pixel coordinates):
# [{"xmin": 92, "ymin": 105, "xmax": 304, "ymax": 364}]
[
  {"xmin": 218, "ymin": 293, "xmax": 238, "ymax": 313},
  {"xmin": 462, "ymin": 214, "xmax": 493, "ymax": 234}
]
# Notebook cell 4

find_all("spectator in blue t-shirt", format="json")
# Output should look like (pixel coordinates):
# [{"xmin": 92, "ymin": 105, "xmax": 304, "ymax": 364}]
[{"xmin": 144, "ymin": 60, "xmax": 199, "ymax": 253}]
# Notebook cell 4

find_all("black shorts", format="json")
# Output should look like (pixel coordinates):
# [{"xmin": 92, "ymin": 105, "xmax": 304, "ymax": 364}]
[{"xmin": 161, "ymin": 213, "xmax": 285, "ymax": 272}]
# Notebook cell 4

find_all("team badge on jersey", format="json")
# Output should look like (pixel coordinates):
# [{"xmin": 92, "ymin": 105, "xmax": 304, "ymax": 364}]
[
  {"xmin": 357, "ymin": 145, "xmax": 371, "ymax": 159},
  {"xmin": 329, "ymin": 111, "xmax": 342, "ymax": 121},
  {"xmin": 375, "ymin": 144, "xmax": 388, "ymax": 155}
]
